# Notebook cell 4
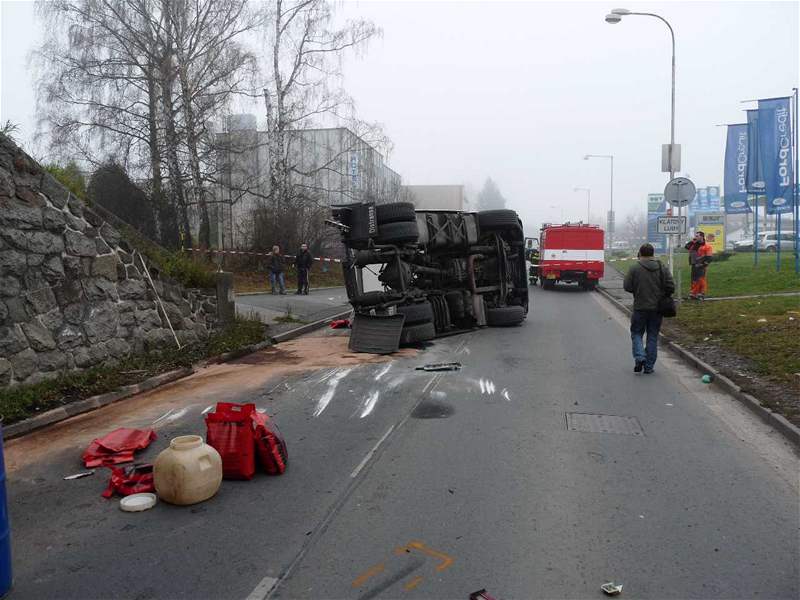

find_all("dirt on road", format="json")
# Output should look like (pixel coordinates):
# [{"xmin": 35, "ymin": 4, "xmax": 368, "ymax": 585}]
[{"xmin": 5, "ymin": 333, "xmax": 416, "ymax": 473}]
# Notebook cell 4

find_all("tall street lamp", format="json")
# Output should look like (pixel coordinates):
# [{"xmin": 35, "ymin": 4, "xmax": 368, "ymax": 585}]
[
  {"xmin": 584, "ymin": 154, "xmax": 614, "ymax": 248},
  {"xmin": 574, "ymin": 187, "xmax": 591, "ymax": 224},
  {"xmin": 606, "ymin": 7, "xmax": 677, "ymax": 273}
]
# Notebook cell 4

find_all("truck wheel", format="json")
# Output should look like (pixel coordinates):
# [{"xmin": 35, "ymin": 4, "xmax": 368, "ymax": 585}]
[
  {"xmin": 377, "ymin": 221, "xmax": 419, "ymax": 245},
  {"xmin": 376, "ymin": 202, "xmax": 416, "ymax": 224},
  {"xmin": 478, "ymin": 210, "xmax": 522, "ymax": 232},
  {"xmin": 542, "ymin": 279, "xmax": 555, "ymax": 290},
  {"xmin": 445, "ymin": 291, "xmax": 465, "ymax": 319},
  {"xmin": 396, "ymin": 301, "xmax": 434, "ymax": 325},
  {"xmin": 486, "ymin": 306, "xmax": 525, "ymax": 326},
  {"xmin": 399, "ymin": 322, "xmax": 436, "ymax": 345}
]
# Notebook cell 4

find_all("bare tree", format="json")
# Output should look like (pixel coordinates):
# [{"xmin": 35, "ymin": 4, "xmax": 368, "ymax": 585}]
[{"xmin": 619, "ymin": 212, "xmax": 647, "ymax": 246}]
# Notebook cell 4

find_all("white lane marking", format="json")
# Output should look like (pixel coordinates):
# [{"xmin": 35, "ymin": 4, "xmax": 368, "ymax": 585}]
[
  {"xmin": 313, "ymin": 368, "xmax": 352, "ymax": 417},
  {"xmin": 501, "ymin": 388, "xmax": 511, "ymax": 402},
  {"xmin": 246, "ymin": 575, "xmax": 278, "ymax": 600},
  {"xmin": 374, "ymin": 363, "xmax": 392, "ymax": 381},
  {"xmin": 350, "ymin": 425, "xmax": 395, "ymax": 478},
  {"xmin": 359, "ymin": 391, "xmax": 381, "ymax": 419},
  {"xmin": 487, "ymin": 380, "xmax": 496, "ymax": 394},
  {"xmin": 430, "ymin": 390, "xmax": 447, "ymax": 399},
  {"xmin": 479, "ymin": 378, "xmax": 486, "ymax": 394},
  {"xmin": 151, "ymin": 409, "xmax": 174, "ymax": 425}
]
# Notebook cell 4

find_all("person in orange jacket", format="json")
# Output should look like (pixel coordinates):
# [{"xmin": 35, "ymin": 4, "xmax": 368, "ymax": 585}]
[{"xmin": 685, "ymin": 231, "xmax": 713, "ymax": 300}]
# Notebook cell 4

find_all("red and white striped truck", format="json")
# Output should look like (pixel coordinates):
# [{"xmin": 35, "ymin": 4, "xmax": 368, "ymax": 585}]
[{"xmin": 538, "ymin": 223, "xmax": 605, "ymax": 290}]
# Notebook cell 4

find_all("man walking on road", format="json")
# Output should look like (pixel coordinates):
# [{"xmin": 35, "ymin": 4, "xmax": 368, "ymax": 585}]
[
  {"xmin": 685, "ymin": 231, "xmax": 713, "ymax": 300},
  {"xmin": 268, "ymin": 245, "xmax": 286, "ymax": 295},
  {"xmin": 623, "ymin": 243, "xmax": 675, "ymax": 374},
  {"xmin": 295, "ymin": 243, "xmax": 313, "ymax": 295}
]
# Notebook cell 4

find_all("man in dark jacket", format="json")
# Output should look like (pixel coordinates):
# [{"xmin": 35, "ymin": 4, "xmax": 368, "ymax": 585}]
[
  {"xmin": 623, "ymin": 243, "xmax": 675, "ymax": 374},
  {"xmin": 267, "ymin": 245, "xmax": 286, "ymax": 295},
  {"xmin": 295, "ymin": 243, "xmax": 313, "ymax": 295}
]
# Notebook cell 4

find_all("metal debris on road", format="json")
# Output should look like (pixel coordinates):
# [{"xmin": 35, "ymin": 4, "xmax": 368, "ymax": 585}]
[
  {"xmin": 601, "ymin": 582, "xmax": 623, "ymax": 596},
  {"xmin": 416, "ymin": 362, "xmax": 462, "ymax": 372},
  {"xmin": 63, "ymin": 471, "xmax": 94, "ymax": 480},
  {"xmin": 469, "ymin": 589, "xmax": 498, "ymax": 600}
]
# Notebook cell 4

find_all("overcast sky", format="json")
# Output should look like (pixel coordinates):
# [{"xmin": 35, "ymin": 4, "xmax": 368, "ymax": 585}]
[{"xmin": 2, "ymin": 0, "xmax": 799, "ymax": 233}]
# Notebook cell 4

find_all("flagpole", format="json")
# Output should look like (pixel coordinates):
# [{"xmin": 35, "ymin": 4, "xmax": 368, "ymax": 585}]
[{"xmin": 794, "ymin": 87, "xmax": 799, "ymax": 274}]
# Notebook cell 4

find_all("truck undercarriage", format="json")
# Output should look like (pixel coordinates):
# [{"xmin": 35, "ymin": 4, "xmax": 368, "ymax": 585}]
[{"xmin": 329, "ymin": 203, "xmax": 529, "ymax": 353}]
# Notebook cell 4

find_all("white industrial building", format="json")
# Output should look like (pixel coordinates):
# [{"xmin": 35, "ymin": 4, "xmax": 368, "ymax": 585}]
[
  {"xmin": 213, "ymin": 114, "xmax": 402, "ymax": 248},
  {"xmin": 402, "ymin": 185, "xmax": 465, "ymax": 211}
]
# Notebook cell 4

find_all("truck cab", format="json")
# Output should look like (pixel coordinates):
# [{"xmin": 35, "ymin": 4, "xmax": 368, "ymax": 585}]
[{"xmin": 538, "ymin": 223, "xmax": 605, "ymax": 290}]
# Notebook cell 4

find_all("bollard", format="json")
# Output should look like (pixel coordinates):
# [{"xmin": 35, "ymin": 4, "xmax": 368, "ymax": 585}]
[
  {"xmin": 215, "ymin": 271, "xmax": 236, "ymax": 325},
  {"xmin": 0, "ymin": 418, "xmax": 12, "ymax": 597}
]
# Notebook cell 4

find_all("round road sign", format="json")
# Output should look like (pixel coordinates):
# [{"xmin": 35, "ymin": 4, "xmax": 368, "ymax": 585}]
[{"xmin": 664, "ymin": 177, "xmax": 696, "ymax": 208}]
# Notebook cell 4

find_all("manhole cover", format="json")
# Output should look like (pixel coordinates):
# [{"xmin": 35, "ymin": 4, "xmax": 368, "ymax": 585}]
[{"xmin": 565, "ymin": 413, "xmax": 644, "ymax": 436}]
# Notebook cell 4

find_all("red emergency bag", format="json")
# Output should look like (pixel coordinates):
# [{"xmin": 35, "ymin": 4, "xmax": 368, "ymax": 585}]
[
  {"xmin": 102, "ymin": 463, "xmax": 155, "ymax": 498},
  {"xmin": 205, "ymin": 402, "xmax": 257, "ymax": 480},
  {"xmin": 252, "ymin": 412, "xmax": 288, "ymax": 475}
]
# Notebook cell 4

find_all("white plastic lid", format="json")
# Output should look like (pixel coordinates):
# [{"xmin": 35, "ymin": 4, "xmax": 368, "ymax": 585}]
[{"xmin": 120, "ymin": 493, "xmax": 157, "ymax": 512}]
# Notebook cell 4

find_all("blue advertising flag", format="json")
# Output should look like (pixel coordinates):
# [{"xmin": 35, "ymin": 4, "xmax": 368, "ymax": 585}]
[
  {"xmin": 723, "ymin": 124, "xmax": 751, "ymax": 213},
  {"xmin": 746, "ymin": 109, "xmax": 765, "ymax": 194},
  {"xmin": 757, "ymin": 97, "xmax": 794, "ymax": 215}
]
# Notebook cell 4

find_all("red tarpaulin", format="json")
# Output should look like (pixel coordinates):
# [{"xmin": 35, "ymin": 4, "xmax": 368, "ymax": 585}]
[{"xmin": 82, "ymin": 428, "xmax": 157, "ymax": 468}]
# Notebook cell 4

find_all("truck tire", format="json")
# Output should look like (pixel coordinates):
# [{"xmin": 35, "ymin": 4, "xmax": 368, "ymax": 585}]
[
  {"xmin": 376, "ymin": 202, "xmax": 416, "ymax": 224},
  {"xmin": 377, "ymin": 221, "xmax": 419, "ymax": 245},
  {"xmin": 445, "ymin": 291, "xmax": 465, "ymax": 319},
  {"xmin": 396, "ymin": 301, "xmax": 434, "ymax": 325},
  {"xmin": 486, "ymin": 305, "xmax": 525, "ymax": 326},
  {"xmin": 478, "ymin": 210, "xmax": 522, "ymax": 232},
  {"xmin": 399, "ymin": 322, "xmax": 436, "ymax": 345},
  {"xmin": 541, "ymin": 279, "xmax": 555, "ymax": 290}
]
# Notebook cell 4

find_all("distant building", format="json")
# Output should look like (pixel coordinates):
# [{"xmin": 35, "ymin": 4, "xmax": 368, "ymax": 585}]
[
  {"xmin": 213, "ymin": 115, "xmax": 402, "ymax": 248},
  {"xmin": 402, "ymin": 185, "xmax": 465, "ymax": 211}
]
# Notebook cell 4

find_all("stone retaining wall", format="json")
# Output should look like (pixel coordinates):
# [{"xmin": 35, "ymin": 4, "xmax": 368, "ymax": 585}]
[{"xmin": 0, "ymin": 134, "xmax": 216, "ymax": 386}]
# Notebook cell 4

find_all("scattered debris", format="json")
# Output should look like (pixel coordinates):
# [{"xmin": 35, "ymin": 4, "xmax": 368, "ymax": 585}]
[
  {"xmin": 702, "ymin": 374, "xmax": 714, "ymax": 384},
  {"xmin": 63, "ymin": 471, "xmax": 94, "ymax": 481},
  {"xmin": 757, "ymin": 318, "xmax": 768, "ymax": 323},
  {"xmin": 119, "ymin": 493, "xmax": 157, "ymax": 512},
  {"xmin": 416, "ymin": 362, "xmax": 462, "ymax": 372},
  {"xmin": 601, "ymin": 582, "xmax": 623, "ymax": 596},
  {"xmin": 329, "ymin": 319, "xmax": 351, "ymax": 329},
  {"xmin": 102, "ymin": 464, "xmax": 155, "ymax": 499},
  {"xmin": 470, "ymin": 590, "xmax": 498, "ymax": 600},
  {"xmin": 82, "ymin": 428, "xmax": 157, "ymax": 468}
]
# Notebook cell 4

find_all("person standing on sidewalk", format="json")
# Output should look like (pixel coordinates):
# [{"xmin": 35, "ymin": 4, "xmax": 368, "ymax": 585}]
[
  {"xmin": 295, "ymin": 243, "xmax": 313, "ymax": 295},
  {"xmin": 623, "ymin": 243, "xmax": 675, "ymax": 374},
  {"xmin": 685, "ymin": 231, "xmax": 713, "ymax": 300},
  {"xmin": 267, "ymin": 245, "xmax": 286, "ymax": 295}
]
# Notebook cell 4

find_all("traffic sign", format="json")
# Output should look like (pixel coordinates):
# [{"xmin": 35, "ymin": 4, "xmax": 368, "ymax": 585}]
[
  {"xmin": 664, "ymin": 177, "xmax": 696, "ymax": 208},
  {"xmin": 656, "ymin": 215, "xmax": 687, "ymax": 235}
]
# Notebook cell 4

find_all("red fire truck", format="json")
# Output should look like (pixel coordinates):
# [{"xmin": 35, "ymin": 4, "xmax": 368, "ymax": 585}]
[{"xmin": 537, "ymin": 223, "xmax": 605, "ymax": 291}]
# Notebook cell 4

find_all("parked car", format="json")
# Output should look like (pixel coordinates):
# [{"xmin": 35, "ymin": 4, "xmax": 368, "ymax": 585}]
[
  {"xmin": 328, "ymin": 203, "xmax": 529, "ymax": 353},
  {"xmin": 733, "ymin": 231, "xmax": 795, "ymax": 252}
]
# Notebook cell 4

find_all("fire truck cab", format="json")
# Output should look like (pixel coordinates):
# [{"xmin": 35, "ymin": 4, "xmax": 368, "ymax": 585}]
[{"xmin": 538, "ymin": 223, "xmax": 605, "ymax": 291}]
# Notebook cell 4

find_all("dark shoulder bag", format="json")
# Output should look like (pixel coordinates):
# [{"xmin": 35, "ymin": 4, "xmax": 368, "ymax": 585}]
[{"xmin": 657, "ymin": 262, "xmax": 677, "ymax": 318}]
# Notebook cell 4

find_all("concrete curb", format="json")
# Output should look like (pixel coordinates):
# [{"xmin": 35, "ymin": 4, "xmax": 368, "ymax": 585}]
[
  {"xmin": 235, "ymin": 286, "xmax": 344, "ymax": 297},
  {"xmin": 4, "ymin": 308, "xmax": 352, "ymax": 440},
  {"xmin": 596, "ymin": 285, "xmax": 800, "ymax": 449}
]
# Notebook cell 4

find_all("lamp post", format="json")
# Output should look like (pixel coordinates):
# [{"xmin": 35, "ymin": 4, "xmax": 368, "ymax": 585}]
[
  {"xmin": 584, "ymin": 154, "xmax": 614, "ymax": 248},
  {"xmin": 606, "ymin": 7, "xmax": 677, "ymax": 274},
  {"xmin": 574, "ymin": 187, "xmax": 591, "ymax": 224}
]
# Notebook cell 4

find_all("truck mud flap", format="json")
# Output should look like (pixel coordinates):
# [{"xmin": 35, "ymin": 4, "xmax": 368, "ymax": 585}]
[{"xmin": 348, "ymin": 313, "xmax": 406, "ymax": 354}]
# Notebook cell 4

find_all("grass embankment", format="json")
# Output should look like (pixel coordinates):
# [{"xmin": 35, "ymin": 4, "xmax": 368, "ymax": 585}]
[
  {"xmin": 667, "ymin": 296, "xmax": 800, "ymax": 419},
  {"xmin": 611, "ymin": 252, "xmax": 800, "ymax": 298},
  {"xmin": 235, "ymin": 263, "xmax": 345, "ymax": 293},
  {"xmin": 0, "ymin": 318, "xmax": 266, "ymax": 425}
]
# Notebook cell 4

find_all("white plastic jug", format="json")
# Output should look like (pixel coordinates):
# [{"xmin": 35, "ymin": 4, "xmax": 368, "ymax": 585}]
[{"xmin": 154, "ymin": 435, "xmax": 222, "ymax": 505}]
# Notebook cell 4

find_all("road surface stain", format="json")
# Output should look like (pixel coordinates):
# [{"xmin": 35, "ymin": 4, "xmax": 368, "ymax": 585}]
[{"xmin": 5, "ymin": 336, "xmax": 417, "ymax": 473}]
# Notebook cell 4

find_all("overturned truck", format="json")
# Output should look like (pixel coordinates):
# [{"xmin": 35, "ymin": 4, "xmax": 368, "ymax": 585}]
[{"xmin": 328, "ymin": 203, "xmax": 529, "ymax": 353}]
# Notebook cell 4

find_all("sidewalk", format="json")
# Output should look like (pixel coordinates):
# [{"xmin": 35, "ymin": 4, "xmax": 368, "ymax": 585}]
[
  {"xmin": 235, "ymin": 287, "xmax": 351, "ymax": 328},
  {"xmin": 599, "ymin": 266, "xmax": 633, "ymax": 308}
]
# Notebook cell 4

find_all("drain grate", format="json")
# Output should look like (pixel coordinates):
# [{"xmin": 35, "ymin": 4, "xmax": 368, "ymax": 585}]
[{"xmin": 566, "ymin": 413, "xmax": 644, "ymax": 436}]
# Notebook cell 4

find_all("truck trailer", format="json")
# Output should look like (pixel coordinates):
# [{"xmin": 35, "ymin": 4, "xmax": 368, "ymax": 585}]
[{"xmin": 328, "ymin": 203, "xmax": 529, "ymax": 353}]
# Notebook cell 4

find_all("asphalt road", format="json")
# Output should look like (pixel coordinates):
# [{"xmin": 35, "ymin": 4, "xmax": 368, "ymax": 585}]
[
  {"xmin": 6, "ymin": 284, "xmax": 798, "ymax": 599},
  {"xmin": 236, "ymin": 288, "xmax": 350, "ymax": 325}
]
